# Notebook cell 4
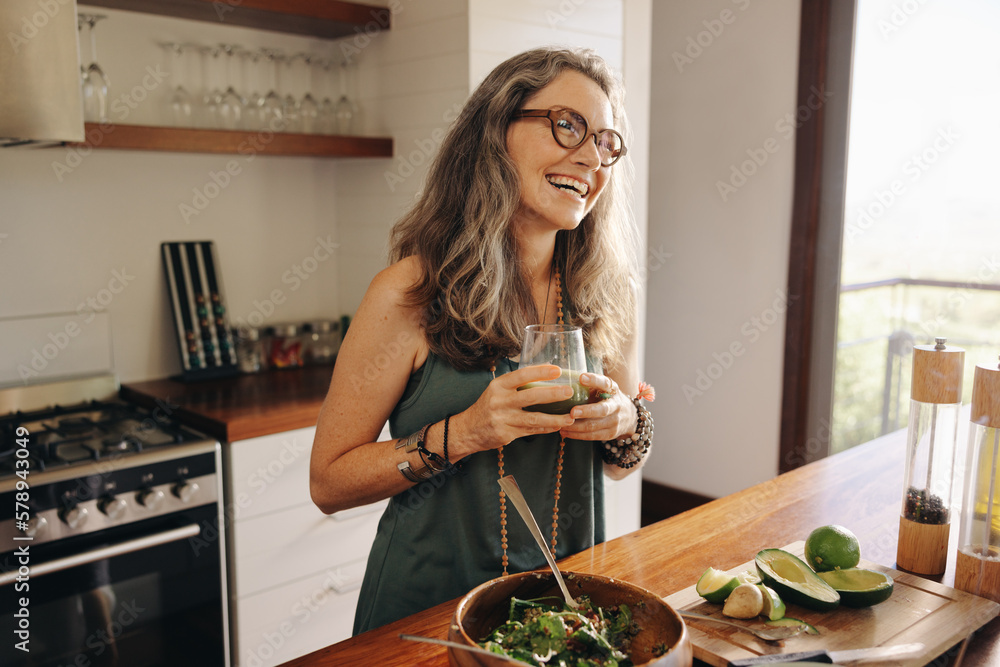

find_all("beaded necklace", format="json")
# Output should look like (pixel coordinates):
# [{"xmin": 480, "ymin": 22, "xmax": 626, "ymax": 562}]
[{"xmin": 493, "ymin": 267, "xmax": 565, "ymax": 576}]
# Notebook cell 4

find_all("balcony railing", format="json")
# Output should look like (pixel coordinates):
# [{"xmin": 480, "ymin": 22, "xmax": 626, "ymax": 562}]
[{"xmin": 831, "ymin": 278, "xmax": 1000, "ymax": 454}]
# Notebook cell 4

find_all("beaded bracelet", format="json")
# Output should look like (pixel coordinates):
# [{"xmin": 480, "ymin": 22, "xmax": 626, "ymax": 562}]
[{"xmin": 602, "ymin": 397, "xmax": 653, "ymax": 469}]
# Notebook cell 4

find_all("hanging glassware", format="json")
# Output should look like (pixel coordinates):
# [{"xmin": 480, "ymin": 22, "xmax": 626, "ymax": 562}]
[
  {"xmin": 334, "ymin": 56, "xmax": 360, "ymax": 135},
  {"xmin": 80, "ymin": 14, "xmax": 110, "ymax": 122},
  {"xmin": 162, "ymin": 42, "xmax": 194, "ymax": 127},
  {"xmin": 257, "ymin": 48, "xmax": 284, "ymax": 131},
  {"xmin": 217, "ymin": 43, "xmax": 244, "ymax": 130}
]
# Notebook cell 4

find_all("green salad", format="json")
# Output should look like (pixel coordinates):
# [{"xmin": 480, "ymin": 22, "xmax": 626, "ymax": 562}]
[{"xmin": 478, "ymin": 595, "xmax": 639, "ymax": 666}]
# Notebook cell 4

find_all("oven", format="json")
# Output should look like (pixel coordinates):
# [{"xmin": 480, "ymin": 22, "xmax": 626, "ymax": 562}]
[{"xmin": 0, "ymin": 377, "xmax": 229, "ymax": 667}]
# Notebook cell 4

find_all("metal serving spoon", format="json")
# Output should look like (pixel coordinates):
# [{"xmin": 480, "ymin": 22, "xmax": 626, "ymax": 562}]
[
  {"xmin": 678, "ymin": 611, "xmax": 806, "ymax": 643},
  {"xmin": 497, "ymin": 475, "xmax": 581, "ymax": 609},
  {"xmin": 399, "ymin": 634, "xmax": 523, "ymax": 663}
]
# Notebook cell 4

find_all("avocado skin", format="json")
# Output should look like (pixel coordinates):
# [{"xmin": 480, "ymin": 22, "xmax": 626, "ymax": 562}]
[{"xmin": 755, "ymin": 549, "xmax": 840, "ymax": 612}]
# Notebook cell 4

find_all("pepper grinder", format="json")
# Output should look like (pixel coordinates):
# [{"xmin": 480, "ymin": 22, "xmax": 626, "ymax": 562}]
[
  {"xmin": 955, "ymin": 356, "xmax": 1000, "ymax": 601},
  {"xmin": 896, "ymin": 337, "xmax": 965, "ymax": 575}
]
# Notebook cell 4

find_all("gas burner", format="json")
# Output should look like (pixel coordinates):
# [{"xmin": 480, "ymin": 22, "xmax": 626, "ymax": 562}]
[
  {"xmin": 0, "ymin": 398, "xmax": 204, "ymax": 479},
  {"xmin": 101, "ymin": 435, "xmax": 141, "ymax": 454}
]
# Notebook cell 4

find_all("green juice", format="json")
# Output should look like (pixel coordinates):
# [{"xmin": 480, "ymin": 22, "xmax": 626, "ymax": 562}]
[{"xmin": 519, "ymin": 370, "xmax": 595, "ymax": 414}]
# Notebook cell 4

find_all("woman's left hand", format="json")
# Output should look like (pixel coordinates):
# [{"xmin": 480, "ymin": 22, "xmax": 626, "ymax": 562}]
[{"xmin": 559, "ymin": 372, "xmax": 635, "ymax": 442}]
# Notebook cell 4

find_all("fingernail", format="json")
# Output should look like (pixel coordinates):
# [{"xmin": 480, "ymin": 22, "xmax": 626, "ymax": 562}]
[{"xmin": 580, "ymin": 373, "xmax": 590, "ymax": 382}]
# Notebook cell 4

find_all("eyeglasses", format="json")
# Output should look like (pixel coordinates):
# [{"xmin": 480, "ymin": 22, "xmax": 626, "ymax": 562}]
[{"xmin": 513, "ymin": 108, "xmax": 627, "ymax": 167}]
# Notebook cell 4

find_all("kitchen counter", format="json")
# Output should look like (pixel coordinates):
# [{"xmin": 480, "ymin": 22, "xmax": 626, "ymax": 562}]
[
  {"xmin": 121, "ymin": 365, "xmax": 333, "ymax": 442},
  {"xmin": 278, "ymin": 428, "xmax": 1000, "ymax": 667}
]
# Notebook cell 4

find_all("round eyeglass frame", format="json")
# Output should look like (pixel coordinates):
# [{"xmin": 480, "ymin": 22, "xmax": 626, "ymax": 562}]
[{"xmin": 513, "ymin": 108, "xmax": 627, "ymax": 167}]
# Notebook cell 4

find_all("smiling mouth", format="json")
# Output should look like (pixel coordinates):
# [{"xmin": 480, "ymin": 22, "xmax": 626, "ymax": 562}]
[{"xmin": 546, "ymin": 175, "xmax": 589, "ymax": 198}]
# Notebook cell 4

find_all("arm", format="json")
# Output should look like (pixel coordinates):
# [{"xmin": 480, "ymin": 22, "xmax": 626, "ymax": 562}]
[{"xmin": 309, "ymin": 258, "xmax": 584, "ymax": 515}]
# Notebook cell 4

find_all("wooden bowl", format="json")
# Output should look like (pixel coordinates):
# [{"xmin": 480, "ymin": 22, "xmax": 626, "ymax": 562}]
[{"xmin": 448, "ymin": 570, "xmax": 692, "ymax": 666}]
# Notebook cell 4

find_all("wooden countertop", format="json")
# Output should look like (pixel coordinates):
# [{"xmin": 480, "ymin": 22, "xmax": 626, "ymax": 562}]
[
  {"xmin": 279, "ymin": 428, "xmax": 1000, "ymax": 667},
  {"xmin": 120, "ymin": 365, "xmax": 333, "ymax": 442}
]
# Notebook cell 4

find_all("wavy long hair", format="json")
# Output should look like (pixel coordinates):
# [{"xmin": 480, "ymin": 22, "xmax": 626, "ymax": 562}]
[{"xmin": 389, "ymin": 47, "xmax": 638, "ymax": 372}]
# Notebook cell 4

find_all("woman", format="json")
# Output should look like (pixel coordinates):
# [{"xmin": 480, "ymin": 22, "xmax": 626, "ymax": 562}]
[{"xmin": 309, "ymin": 47, "xmax": 653, "ymax": 634}]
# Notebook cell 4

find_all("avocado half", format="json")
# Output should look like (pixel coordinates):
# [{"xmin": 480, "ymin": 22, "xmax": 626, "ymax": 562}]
[
  {"xmin": 755, "ymin": 549, "xmax": 840, "ymax": 612},
  {"xmin": 817, "ymin": 568, "xmax": 894, "ymax": 607}
]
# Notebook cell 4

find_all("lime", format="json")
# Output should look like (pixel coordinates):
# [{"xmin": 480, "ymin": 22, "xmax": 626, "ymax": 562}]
[
  {"xmin": 804, "ymin": 524, "xmax": 861, "ymax": 572},
  {"xmin": 756, "ymin": 584, "xmax": 786, "ymax": 621},
  {"xmin": 817, "ymin": 568, "xmax": 894, "ymax": 607},
  {"xmin": 696, "ymin": 567, "xmax": 740, "ymax": 603}
]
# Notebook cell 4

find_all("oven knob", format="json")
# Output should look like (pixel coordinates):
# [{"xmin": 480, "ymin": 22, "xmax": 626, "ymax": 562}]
[
  {"xmin": 173, "ymin": 481, "xmax": 200, "ymax": 504},
  {"xmin": 138, "ymin": 488, "xmax": 165, "ymax": 512},
  {"xmin": 99, "ymin": 495, "xmax": 128, "ymax": 521},
  {"xmin": 59, "ymin": 505, "xmax": 89, "ymax": 530},
  {"xmin": 23, "ymin": 515, "xmax": 48, "ymax": 539}
]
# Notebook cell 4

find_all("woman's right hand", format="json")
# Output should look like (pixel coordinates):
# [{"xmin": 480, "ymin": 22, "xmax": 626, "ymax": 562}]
[{"xmin": 451, "ymin": 364, "xmax": 577, "ymax": 458}]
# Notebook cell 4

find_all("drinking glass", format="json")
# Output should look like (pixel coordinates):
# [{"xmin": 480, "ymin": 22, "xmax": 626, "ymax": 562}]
[
  {"xmin": 279, "ymin": 52, "xmax": 300, "ymax": 132},
  {"xmin": 162, "ymin": 42, "xmax": 193, "ymax": 126},
  {"xmin": 257, "ymin": 49, "xmax": 284, "ymax": 130},
  {"xmin": 317, "ymin": 58, "xmax": 337, "ymax": 134},
  {"xmin": 334, "ymin": 57, "xmax": 359, "ymax": 135},
  {"xmin": 240, "ymin": 48, "xmax": 263, "ymax": 130},
  {"xmin": 199, "ymin": 45, "xmax": 224, "ymax": 128},
  {"xmin": 518, "ymin": 324, "xmax": 590, "ymax": 414},
  {"xmin": 217, "ymin": 44, "xmax": 244, "ymax": 129},
  {"xmin": 297, "ymin": 53, "xmax": 320, "ymax": 134},
  {"xmin": 80, "ymin": 14, "xmax": 110, "ymax": 122}
]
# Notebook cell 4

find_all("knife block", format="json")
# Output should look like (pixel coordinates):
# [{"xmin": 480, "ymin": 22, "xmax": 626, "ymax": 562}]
[{"xmin": 161, "ymin": 241, "xmax": 239, "ymax": 382}]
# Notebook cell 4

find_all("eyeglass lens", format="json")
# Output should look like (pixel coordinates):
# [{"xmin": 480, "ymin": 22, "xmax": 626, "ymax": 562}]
[{"xmin": 551, "ymin": 110, "xmax": 622, "ymax": 165}]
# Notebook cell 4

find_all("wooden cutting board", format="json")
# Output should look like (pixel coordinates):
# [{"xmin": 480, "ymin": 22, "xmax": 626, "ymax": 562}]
[{"xmin": 664, "ymin": 541, "xmax": 999, "ymax": 666}]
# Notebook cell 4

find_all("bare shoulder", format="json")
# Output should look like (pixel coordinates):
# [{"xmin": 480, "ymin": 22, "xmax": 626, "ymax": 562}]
[{"xmin": 348, "ymin": 255, "xmax": 429, "ymax": 370}]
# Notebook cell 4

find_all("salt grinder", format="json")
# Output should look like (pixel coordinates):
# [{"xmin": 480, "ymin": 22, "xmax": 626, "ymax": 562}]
[
  {"xmin": 955, "ymin": 357, "xmax": 1000, "ymax": 602},
  {"xmin": 896, "ymin": 337, "xmax": 964, "ymax": 575}
]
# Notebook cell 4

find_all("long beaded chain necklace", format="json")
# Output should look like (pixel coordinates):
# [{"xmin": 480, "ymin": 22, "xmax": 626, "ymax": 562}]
[{"xmin": 493, "ymin": 266, "xmax": 565, "ymax": 576}]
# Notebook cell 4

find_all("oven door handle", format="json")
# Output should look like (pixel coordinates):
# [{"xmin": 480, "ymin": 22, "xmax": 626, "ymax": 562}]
[{"xmin": 0, "ymin": 523, "xmax": 202, "ymax": 587}]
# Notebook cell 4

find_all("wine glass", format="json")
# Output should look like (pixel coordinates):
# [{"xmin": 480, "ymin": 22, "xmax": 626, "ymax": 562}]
[
  {"xmin": 240, "ymin": 48, "xmax": 263, "ymax": 130},
  {"xmin": 162, "ymin": 42, "xmax": 193, "ymax": 126},
  {"xmin": 297, "ymin": 53, "xmax": 320, "ymax": 134},
  {"xmin": 257, "ymin": 49, "xmax": 284, "ymax": 130},
  {"xmin": 81, "ymin": 14, "xmax": 110, "ymax": 122},
  {"xmin": 334, "ymin": 57, "xmax": 359, "ymax": 135},
  {"xmin": 199, "ymin": 45, "xmax": 224, "ymax": 128},
  {"xmin": 217, "ymin": 44, "xmax": 244, "ymax": 129},
  {"xmin": 279, "ymin": 52, "xmax": 300, "ymax": 132},
  {"xmin": 518, "ymin": 324, "xmax": 590, "ymax": 414},
  {"xmin": 317, "ymin": 57, "xmax": 337, "ymax": 134}
]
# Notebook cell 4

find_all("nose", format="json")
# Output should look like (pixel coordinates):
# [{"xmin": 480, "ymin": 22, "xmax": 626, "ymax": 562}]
[{"xmin": 571, "ymin": 133, "xmax": 603, "ymax": 170}]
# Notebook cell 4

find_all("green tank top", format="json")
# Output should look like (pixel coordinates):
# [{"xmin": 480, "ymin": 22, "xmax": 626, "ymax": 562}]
[{"xmin": 352, "ymin": 352, "xmax": 606, "ymax": 634}]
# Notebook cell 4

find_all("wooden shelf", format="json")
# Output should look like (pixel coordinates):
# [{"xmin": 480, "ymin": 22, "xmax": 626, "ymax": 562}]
[
  {"xmin": 82, "ymin": 0, "xmax": 391, "ymax": 39},
  {"xmin": 71, "ymin": 122, "xmax": 393, "ymax": 157}
]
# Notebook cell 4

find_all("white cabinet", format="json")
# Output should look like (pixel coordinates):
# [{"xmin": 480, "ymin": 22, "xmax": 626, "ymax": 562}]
[{"xmin": 223, "ymin": 426, "xmax": 386, "ymax": 667}]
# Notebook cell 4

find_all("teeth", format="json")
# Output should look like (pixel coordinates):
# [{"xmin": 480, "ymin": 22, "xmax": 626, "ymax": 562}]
[{"xmin": 546, "ymin": 175, "xmax": 589, "ymax": 197}]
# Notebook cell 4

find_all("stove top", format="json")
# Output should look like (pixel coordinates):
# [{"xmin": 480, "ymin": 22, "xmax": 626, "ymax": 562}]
[{"xmin": 0, "ymin": 399, "xmax": 204, "ymax": 479}]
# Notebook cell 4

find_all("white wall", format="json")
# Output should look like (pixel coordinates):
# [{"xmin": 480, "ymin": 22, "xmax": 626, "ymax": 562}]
[{"xmin": 643, "ymin": 0, "xmax": 801, "ymax": 498}]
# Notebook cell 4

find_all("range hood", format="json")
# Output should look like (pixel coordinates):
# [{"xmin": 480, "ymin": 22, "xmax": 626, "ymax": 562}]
[{"xmin": 0, "ymin": 0, "xmax": 84, "ymax": 146}]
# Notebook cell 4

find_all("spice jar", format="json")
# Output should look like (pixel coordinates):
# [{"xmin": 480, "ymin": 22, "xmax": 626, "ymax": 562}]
[
  {"xmin": 268, "ymin": 323, "xmax": 303, "ymax": 369},
  {"xmin": 303, "ymin": 320, "xmax": 340, "ymax": 365},
  {"xmin": 896, "ymin": 337, "xmax": 965, "ymax": 575},
  {"xmin": 234, "ymin": 326, "xmax": 265, "ymax": 374},
  {"xmin": 955, "ymin": 356, "xmax": 1000, "ymax": 602}
]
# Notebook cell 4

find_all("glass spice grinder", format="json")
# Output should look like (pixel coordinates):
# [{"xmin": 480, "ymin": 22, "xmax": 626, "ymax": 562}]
[
  {"xmin": 896, "ymin": 337, "xmax": 964, "ymax": 575},
  {"xmin": 955, "ymin": 357, "xmax": 1000, "ymax": 602}
]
